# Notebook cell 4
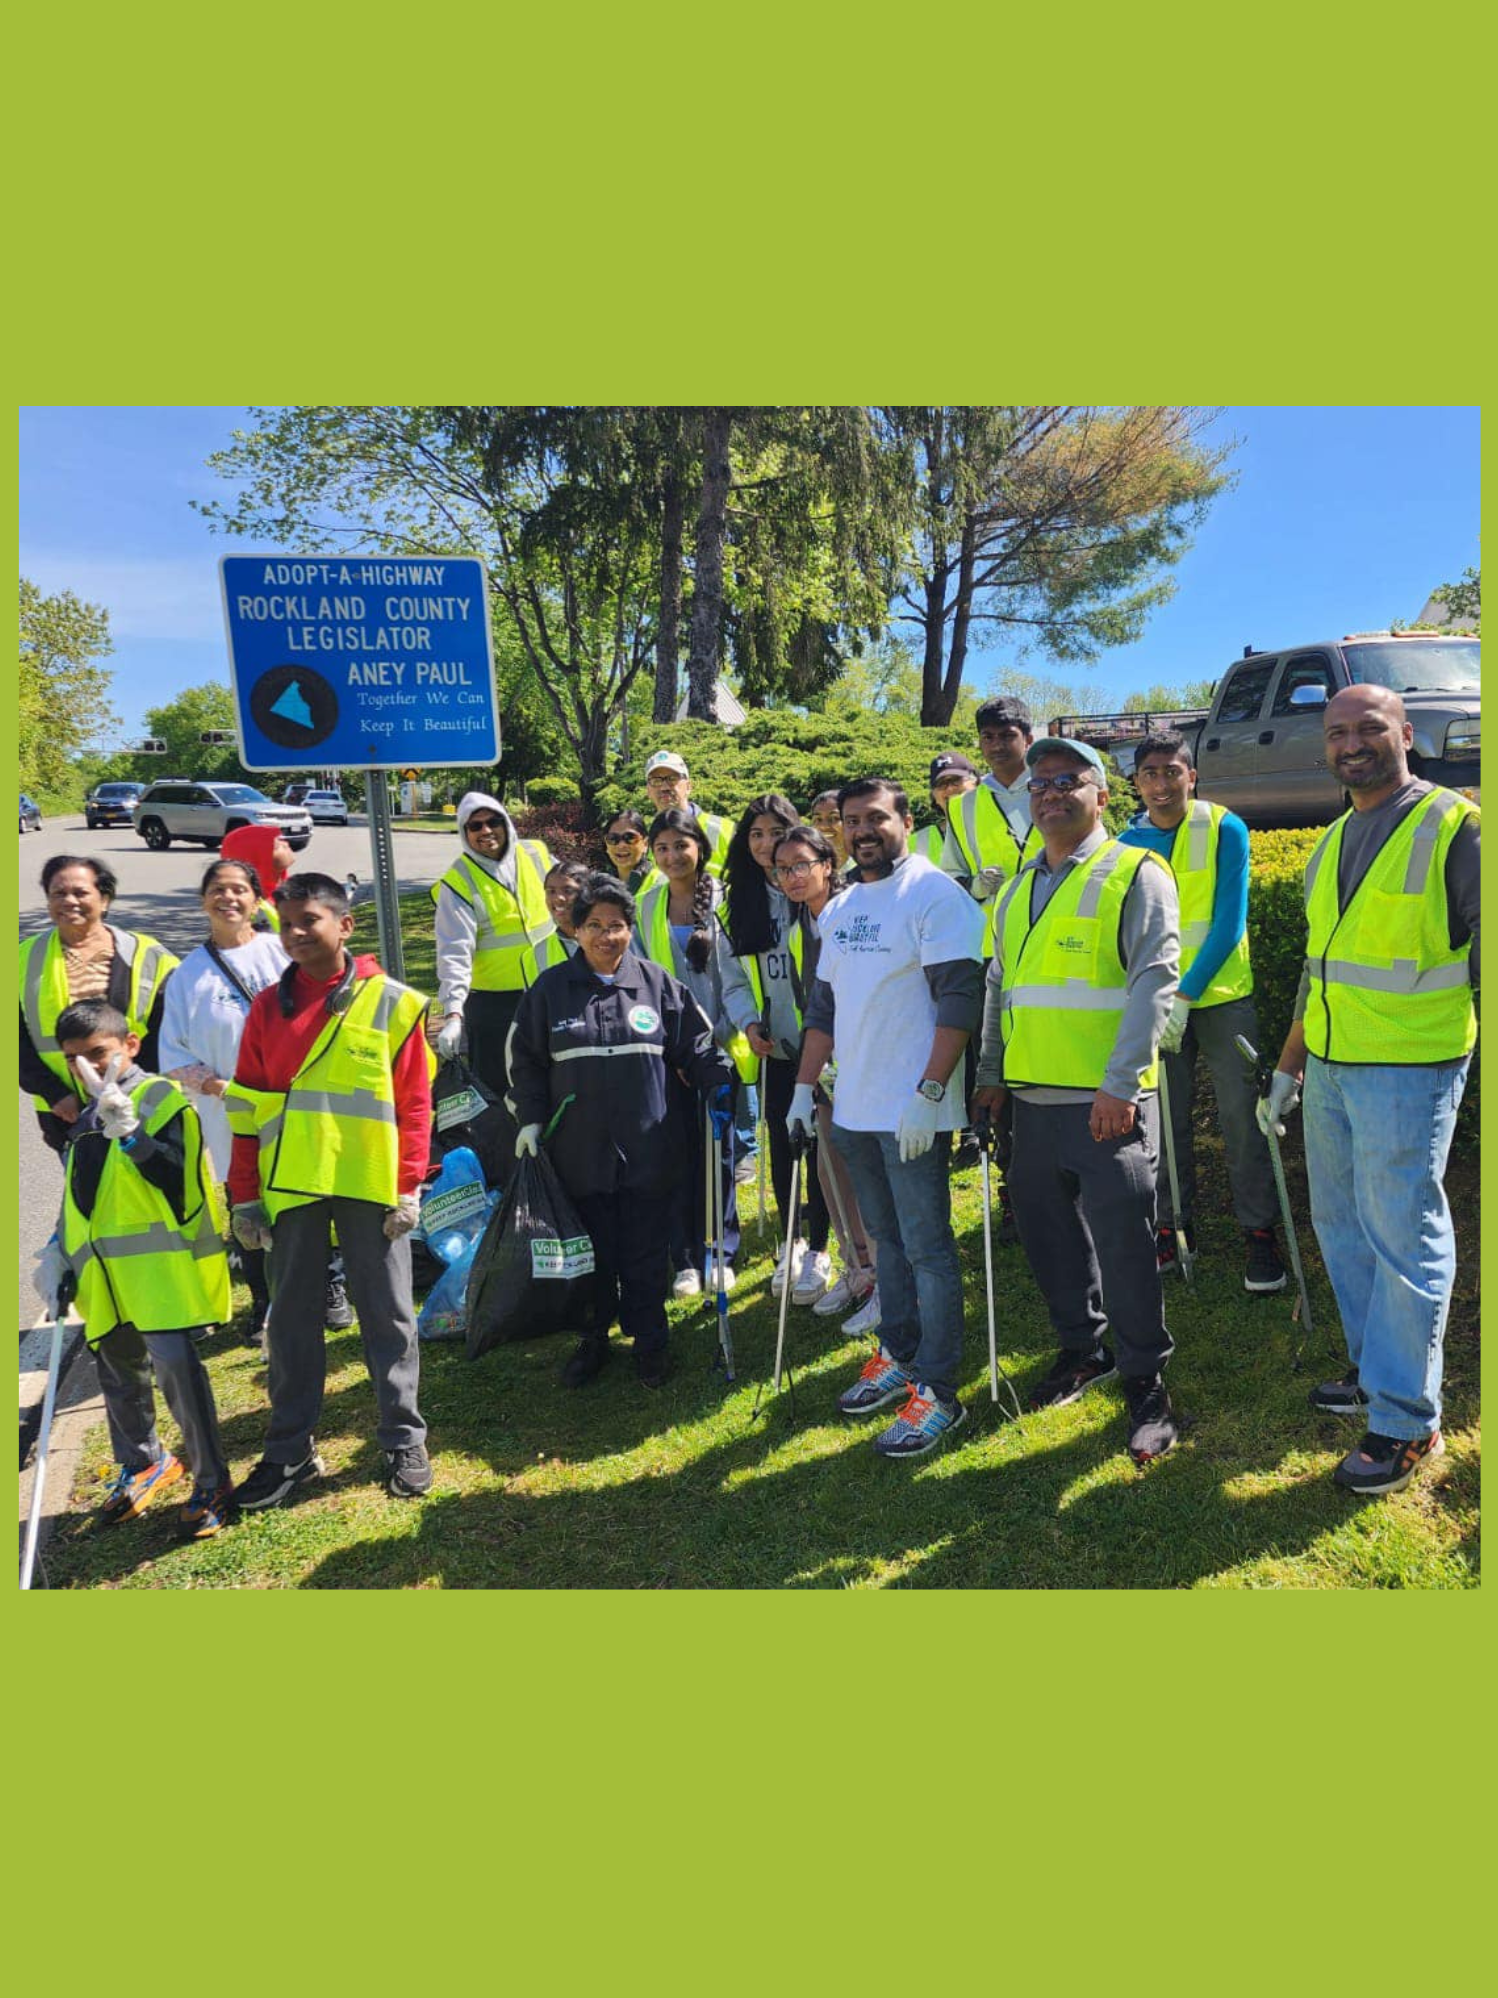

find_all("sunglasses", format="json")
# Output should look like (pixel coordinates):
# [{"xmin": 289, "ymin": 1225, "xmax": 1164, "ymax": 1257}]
[
  {"xmin": 1025, "ymin": 773, "xmax": 1097, "ymax": 796},
  {"xmin": 467, "ymin": 815, "xmax": 505, "ymax": 831},
  {"xmin": 605, "ymin": 831, "xmax": 643, "ymax": 845}
]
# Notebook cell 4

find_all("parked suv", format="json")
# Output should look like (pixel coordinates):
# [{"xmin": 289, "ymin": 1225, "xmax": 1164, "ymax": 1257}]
[
  {"xmin": 85, "ymin": 780, "xmax": 146, "ymax": 829},
  {"xmin": 132, "ymin": 780, "xmax": 313, "ymax": 852}
]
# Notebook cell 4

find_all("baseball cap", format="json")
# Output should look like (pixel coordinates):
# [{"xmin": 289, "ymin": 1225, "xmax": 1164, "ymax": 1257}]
[
  {"xmin": 644, "ymin": 751, "xmax": 690, "ymax": 779},
  {"xmin": 1025, "ymin": 737, "xmax": 1108, "ymax": 783},
  {"xmin": 929, "ymin": 751, "xmax": 978, "ymax": 786},
  {"xmin": 977, "ymin": 696, "xmax": 1034, "ymax": 730}
]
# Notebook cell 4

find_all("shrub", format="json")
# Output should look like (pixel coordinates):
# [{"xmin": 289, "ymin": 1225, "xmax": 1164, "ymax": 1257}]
[
  {"xmin": 510, "ymin": 798, "xmax": 594, "ymax": 867},
  {"xmin": 526, "ymin": 774, "xmax": 581, "ymax": 808}
]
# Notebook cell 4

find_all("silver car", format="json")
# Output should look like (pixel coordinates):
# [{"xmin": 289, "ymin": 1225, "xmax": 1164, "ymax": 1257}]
[{"xmin": 132, "ymin": 779, "xmax": 313, "ymax": 852}]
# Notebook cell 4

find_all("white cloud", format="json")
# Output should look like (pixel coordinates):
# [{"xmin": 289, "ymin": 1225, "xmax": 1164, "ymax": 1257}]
[{"xmin": 20, "ymin": 552, "xmax": 228, "ymax": 644}]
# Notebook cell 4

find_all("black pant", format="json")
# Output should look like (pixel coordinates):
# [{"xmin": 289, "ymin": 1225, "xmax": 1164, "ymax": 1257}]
[
  {"xmin": 463, "ymin": 989, "xmax": 521, "ymax": 1157},
  {"xmin": 574, "ymin": 1188, "xmax": 672, "ymax": 1355},
  {"xmin": 761, "ymin": 1059, "xmax": 829, "ymax": 1251}
]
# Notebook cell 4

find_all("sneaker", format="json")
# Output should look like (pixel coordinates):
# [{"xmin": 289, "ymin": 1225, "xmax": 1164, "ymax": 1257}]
[
  {"xmin": 812, "ymin": 1271, "xmax": 859, "ymax": 1317},
  {"xmin": 842, "ymin": 1287, "xmax": 882, "ymax": 1338},
  {"xmin": 236, "ymin": 1451, "xmax": 324, "ymax": 1512},
  {"xmin": 733, "ymin": 1153, "xmax": 758, "ymax": 1185},
  {"xmin": 1243, "ymin": 1229, "xmax": 1288, "ymax": 1294},
  {"xmin": 671, "ymin": 1267, "xmax": 702, "ymax": 1299},
  {"xmin": 836, "ymin": 1343, "xmax": 914, "ymax": 1416},
  {"xmin": 177, "ymin": 1479, "xmax": 237, "ymax": 1540},
  {"xmin": 699, "ymin": 1263, "xmax": 736, "ymax": 1303},
  {"xmin": 324, "ymin": 1278, "xmax": 355, "ymax": 1329},
  {"xmin": 561, "ymin": 1335, "xmax": 609, "ymax": 1387},
  {"xmin": 771, "ymin": 1239, "xmax": 807, "ymax": 1299},
  {"xmin": 1124, "ymin": 1374, "xmax": 1178, "ymax": 1463},
  {"xmin": 1333, "ymin": 1429, "xmax": 1444, "ymax": 1496},
  {"xmin": 1156, "ymin": 1226, "xmax": 1180, "ymax": 1273},
  {"xmin": 1308, "ymin": 1367, "xmax": 1370, "ymax": 1417},
  {"xmin": 1027, "ymin": 1344, "xmax": 1117, "ymax": 1411},
  {"xmin": 97, "ymin": 1452, "xmax": 184, "ymax": 1524},
  {"xmin": 871, "ymin": 1384, "xmax": 968, "ymax": 1459},
  {"xmin": 792, "ymin": 1246, "xmax": 832, "ymax": 1306},
  {"xmin": 635, "ymin": 1345, "xmax": 670, "ymax": 1389},
  {"xmin": 386, "ymin": 1443, "xmax": 433, "ymax": 1499}
]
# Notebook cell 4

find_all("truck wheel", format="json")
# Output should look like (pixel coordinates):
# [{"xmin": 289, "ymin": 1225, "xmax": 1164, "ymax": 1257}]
[{"xmin": 140, "ymin": 818, "xmax": 171, "ymax": 851}]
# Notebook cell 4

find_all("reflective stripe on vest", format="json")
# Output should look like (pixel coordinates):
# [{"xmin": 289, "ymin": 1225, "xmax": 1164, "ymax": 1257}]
[
  {"xmin": 1302, "ymin": 788, "xmax": 1478, "ymax": 1064},
  {"xmin": 996, "ymin": 840, "xmax": 1162, "ymax": 1091},
  {"xmin": 21, "ymin": 926, "xmax": 179, "ymax": 1110},
  {"xmin": 430, "ymin": 848, "xmax": 554, "ymax": 990},
  {"xmin": 61, "ymin": 1075, "xmax": 229, "ymax": 1343},
  {"xmin": 1167, "ymin": 800, "xmax": 1252, "ymax": 1009},
  {"xmin": 636, "ymin": 882, "xmax": 756, "ymax": 1082}
]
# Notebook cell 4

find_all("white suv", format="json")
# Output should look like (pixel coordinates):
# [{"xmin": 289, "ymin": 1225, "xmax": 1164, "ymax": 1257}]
[
  {"xmin": 132, "ymin": 780, "xmax": 314, "ymax": 852},
  {"xmin": 303, "ymin": 789, "xmax": 350, "ymax": 825}
]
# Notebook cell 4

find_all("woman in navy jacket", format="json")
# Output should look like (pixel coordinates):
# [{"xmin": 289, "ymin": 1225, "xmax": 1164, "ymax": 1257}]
[{"xmin": 507, "ymin": 874, "xmax": 734, "ymax": 1389}]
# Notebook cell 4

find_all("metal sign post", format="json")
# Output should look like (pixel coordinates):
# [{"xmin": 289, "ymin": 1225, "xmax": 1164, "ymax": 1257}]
[{"xmin": 365, "ymin": 768, "xmax": 405, "ymax": 982}]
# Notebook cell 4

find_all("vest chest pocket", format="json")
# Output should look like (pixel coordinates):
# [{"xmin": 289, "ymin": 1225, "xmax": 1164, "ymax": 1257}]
[
  {"xmin": 1357, "ymin": 886, "xmax": 1420, "ymax": 955},
  {"xmin": 1039, "ymin": 916, "xmax": 1099, "ymax": 982},
  {"xmin": 335, "ymin": 1024, "xmax": 389, "ymax": 1077}
]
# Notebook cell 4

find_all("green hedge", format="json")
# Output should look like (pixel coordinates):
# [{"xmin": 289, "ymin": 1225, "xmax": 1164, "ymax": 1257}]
[{"xmin": 525, "ymin": 774, "xmax": 581, "ymax": 808}]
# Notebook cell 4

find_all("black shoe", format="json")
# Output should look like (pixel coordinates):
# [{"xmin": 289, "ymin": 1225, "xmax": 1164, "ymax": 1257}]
[
  {"xmin": 1308, "ymin": 1367, "xmax": 1369, "ymax": 1416},
  {"xmin": 241, "ymin": 1306, "xmax": 269, "ymax": 1350},
  {"xmin": 1333, "ymin": 1429, "xmax": 1444, "ymax": 1495},
  {"xmin": 236, "ymin": 1451, "xmax": 324, "ymax": 1511},
  {"xmin": 1156, "ymin": 1226, "xmax": 1181, "ymax": 1273},
  {"xmin": 1124, "ymin": 1374, "xmax": 1178, "ymax": 1463},
  {"xmin": 1028, "ymin": 1344, "xmax": 1117, "ymax": 1411},
  {"xmin": 386, "ymin": 1443, "xmax": 433, "ymax": 1498},
  {"xmin": 561, "ymin": 1336, "xmax": 609, "ymax": 1388},
  {"xmin": 1244, "ymin": 1229, "xmax": 1287, "ymax": 1294},
  {"xmin": 996, "ymin": 1191, "xmax": 1020, "ymax": 1246},
  {"xmin": 952, "ymin": 1133, "xmax": 982, "ymax": 1171},
  {"xmin": 324, "ymin": 1279, "xmax": 355, "ymax": 1330},
  {"xmin": 635, "ymin": 1345, "xmax": 670, "ymax": 1389}
]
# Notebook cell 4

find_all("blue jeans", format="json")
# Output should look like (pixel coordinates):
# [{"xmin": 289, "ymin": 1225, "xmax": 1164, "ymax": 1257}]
[
  {"xmin": 830, "ymin": 1125, "xmax": 964, "ymax": 1404},
  {"xmin": 1302, "ymin": 1055, "xmax": 1468, "ymax": 1440}
]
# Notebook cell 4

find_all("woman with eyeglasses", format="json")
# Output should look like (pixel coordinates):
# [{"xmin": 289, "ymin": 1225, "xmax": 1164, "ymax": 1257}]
[
  {"xmin": 601, "ymin": 810, "xmax": 655, "ymax": 896},
  {"xmin": 770, "ymin": 826, "xmax": 879, "ymax": 1334},
  {"xmin": 718, "ymin": 794, "xmax": 835, "ymax": 1306}
]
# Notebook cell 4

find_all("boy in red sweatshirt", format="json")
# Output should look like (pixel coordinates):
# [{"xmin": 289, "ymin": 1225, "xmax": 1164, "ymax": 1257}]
[{"xmin": 224, "ymin": 873, "xmax": 434, "ymax": 1507}]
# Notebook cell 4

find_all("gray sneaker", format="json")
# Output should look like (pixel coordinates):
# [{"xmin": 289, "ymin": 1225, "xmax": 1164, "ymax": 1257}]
[{"xmin": 1308, "ymin": 1368, "xmax": 1368, "ymax": 1416}]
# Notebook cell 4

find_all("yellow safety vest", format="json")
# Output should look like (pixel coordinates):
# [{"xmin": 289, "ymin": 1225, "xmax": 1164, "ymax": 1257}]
[
  {"xmin": 1302, "ymin": 787, "xmax": 1478, "ymax": 1065},
  {"xmin": 224, "ymin": 973, "xmax": 430, "ymax": 1218},
  {"xmin": 909, "ymin": 823, "xmax": 946, "ymax": 866},
  {"xmin": 1165, "ymin": 800, "xmax": 1252, "ymax": 1009},
  {"xmin": 635, "ymin": 880, "xmax": 757, "ymax": 1082},
  {"xmin": 996, "ymin": 839, "xmax": 1166, "ymax": 1092},
  {"xmin": 719, "ymin": 910, "xmax": 807, "ymax": 1035},
  {"xmin": 62, "ymin": 1076, "xmax": 229, "ymax": 1343},
  {"xmin": 946, "ymin": 785, "xmax": 1044, "ymax": 955},
  {"xmin": 256, "ymin": 897, "xmax": 281, "ymax": 934},
  {"xmin": 534, "ymin": 932, "xmax": 578, "ymax": 973},
  {"xmin": 429, "ymin": 842, "xmax": 554, "ymax": 992},
  {"xmin": 20, "ymin": 926, "xmax": 179, "ymax": 1113}
]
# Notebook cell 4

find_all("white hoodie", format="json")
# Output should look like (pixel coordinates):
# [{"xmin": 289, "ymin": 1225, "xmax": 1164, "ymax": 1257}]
[{"xmin": 434, "ymin": 791, "xmax": 537, "ymax": 1013}]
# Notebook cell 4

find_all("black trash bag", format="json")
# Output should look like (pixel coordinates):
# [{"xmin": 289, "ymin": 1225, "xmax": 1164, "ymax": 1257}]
[
  {"xmin": 432, "ymin": 1055, "xmax": 513, "ymax": 1186},
  {"xmin": 465, "ymin": 1149, "xmax": 597, "ymax": 1359}
]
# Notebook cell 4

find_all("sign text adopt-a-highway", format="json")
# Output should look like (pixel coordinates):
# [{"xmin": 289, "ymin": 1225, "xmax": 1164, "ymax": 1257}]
[{"xmin": 219, "ymin": 555, "xmax": 500, "ymax": 771}]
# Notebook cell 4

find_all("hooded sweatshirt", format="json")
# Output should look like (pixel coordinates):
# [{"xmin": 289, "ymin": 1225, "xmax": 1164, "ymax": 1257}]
[{"xmin": 433, "ymin": 792, "xmax": 551, "ymax": 1014}]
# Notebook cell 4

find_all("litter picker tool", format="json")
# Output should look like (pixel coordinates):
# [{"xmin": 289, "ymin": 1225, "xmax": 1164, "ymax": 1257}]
[
  {"xmin": 21, "ymin": 1272, "xmax": 76, "ymax": 1591},
  {"xmin": 973, "ymin": 1111, "xmax": 1022, "ymax": 1419},
  {"xmin": 1155, "ymin": 1062, "xmax": 1194, "ymax": 1283},
  {"xmin": 1235, "ymin": 1034, "xmax": 1316, "ymax": 1363},
  {"xmin": 756, "ymin": 1054, "xmax": 769, "ymax": 1239},
  {"xmin": 754, "ymin": 1128, "xmax": 806, "ymax": 1419},
  {"xmin": 704, "ymin": 1103, "xmax": 735, "ymax": 1383}
]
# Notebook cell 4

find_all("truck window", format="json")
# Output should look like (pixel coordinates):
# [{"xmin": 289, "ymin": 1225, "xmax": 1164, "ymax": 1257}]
[
  {"xmin": 1271, "ymin": 652, "xmax": 1337, "ymax": 716},
  {"xmin": 1215, "ymin": 660, "xmax": 1277, "ymax": 724}
]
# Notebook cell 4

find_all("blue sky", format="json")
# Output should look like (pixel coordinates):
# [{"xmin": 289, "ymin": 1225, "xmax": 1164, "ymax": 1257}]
[{"xmin": 19, "ymin": 405, "xmax": 1480, "ymax": 744}]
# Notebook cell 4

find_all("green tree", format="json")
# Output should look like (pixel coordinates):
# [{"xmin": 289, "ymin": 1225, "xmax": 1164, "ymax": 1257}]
[
  {"xmin": 1433, "ymin": 564, "xmax": 1480, "ymax": 626},
  {"xmin": 133, "ymin": 682, "xmax": 248, "ymax": 784},
  {"xmin": 19, "ymin": 578, "xmax": 118, "ymax": 793}
]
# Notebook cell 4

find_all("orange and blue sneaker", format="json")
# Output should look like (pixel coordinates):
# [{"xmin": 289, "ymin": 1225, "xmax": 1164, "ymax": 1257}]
[
  {"xmin": 97, "ymin": 1452, "xmax": 184, "ymax": 1525},
  {"xmin": 871, "ymin": 1383, "xmax": 967, "ymax": 1459},
  {"xmin": 836, "ymin": 1344, "xmax": 914, "ymax": 1416},
  {"xmin": 1333, "ymin": 1430, "xmax": 1444, "ymax": 1496},
  {"xmin": 176, "ymin": 1480, "xmax": 238, "ymax": 1540}
]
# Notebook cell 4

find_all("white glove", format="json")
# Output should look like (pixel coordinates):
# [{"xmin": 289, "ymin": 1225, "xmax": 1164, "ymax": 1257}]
[
  {"xmin": 383, "ymin": 1193, "xmax": 422, "ymax": 1240},
  {"xmin": 896, "ymin": 1089, "xmax": 943, "ymax": 1162},
  {"xmin": 232, "ymin": 1201, "xmax": 274, "ymax": 1251},
  {"xmin": 75, "ymin": 1053, "xmax": 139, "ymax": 1141},
  {"xmin": 787, "ymin": 1082, "xmax": 817, "ymax": 1142},
  {"xmin": 1159, "ymin": 995, "xmax": 1191, "ymax": 1055},
  {"xmin": 1256, "ymin": 1071, "xmax": 1301, "ymax": 1139},
  {"xmin": 32, "ymin": 1238, "xmax": 68, "ymax": 1317},
  {"xmin": 435, "ymin": 1014, "xmax": 464, "ymax": 1060},
  {"xmin": 971, "ymin": 865, "xmax": 1007, "ymax": 902},
  {"xmin": 515, "ymin": 1123, "xmax": 541, "ymax": 1159}
]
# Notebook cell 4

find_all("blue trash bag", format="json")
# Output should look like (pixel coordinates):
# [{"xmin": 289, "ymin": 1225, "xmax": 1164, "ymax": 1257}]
[
  {"xmin": 418, "ymin": 1232, "xmax": 484, "ymax": 1342},
  {"xmin": 415, "ymin": 1147, "xmax": 498, "ymax": 1340}
]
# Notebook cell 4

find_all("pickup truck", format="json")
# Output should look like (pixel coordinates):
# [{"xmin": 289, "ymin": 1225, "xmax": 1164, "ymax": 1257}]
[{"xmin": 1052, "ymin": 631, "xmax": 1480, "ymax": 829}]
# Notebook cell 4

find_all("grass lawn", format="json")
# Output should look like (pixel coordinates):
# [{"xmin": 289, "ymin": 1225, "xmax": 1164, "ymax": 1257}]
[{"xmin": 41, "ymin": 890, "xmax": 1481, "ymax": 1589}]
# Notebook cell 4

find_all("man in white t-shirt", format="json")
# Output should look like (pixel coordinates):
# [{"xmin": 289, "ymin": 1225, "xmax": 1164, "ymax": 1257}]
[{"xmin": 789, "ymin": 778, "xmax": 985, "ymax": 1457}]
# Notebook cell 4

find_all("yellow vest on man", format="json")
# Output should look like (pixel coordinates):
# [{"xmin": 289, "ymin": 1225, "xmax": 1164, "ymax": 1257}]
[
  {"xmin": 21, "ymin": 926, "xmax": 179, "ymax": 1112},
  {"xmin": 946, "ymin": 785, "xmax": 1044, "ymax": 955},
  {"xmin": 62, "ymin": 1076, "xmax": 229, "ymax": 1343},
  {"xmin": 224, "ymin": 973, "xmax": 429, "ymax": 1219},
  {"xmin": 996, "ymin": 840, "xmax": 1166, "ymax": 1092},
  {"xmin": 430, "ymin": 844, "xmax": 554, "ymax": 992},
  {"xmin": 1302, "ymin": 787, "xmax": 1478, "ymax": 1065},
  {"xmin": 1168, "ymin": 800, "xmax": 1252, "ymax": 1009}
]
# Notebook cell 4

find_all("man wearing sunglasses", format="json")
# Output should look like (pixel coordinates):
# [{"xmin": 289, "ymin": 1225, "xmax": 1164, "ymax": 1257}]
[{"xmin": 972, "ymin": 738, "xmax": 1183, "ymax": 1464}]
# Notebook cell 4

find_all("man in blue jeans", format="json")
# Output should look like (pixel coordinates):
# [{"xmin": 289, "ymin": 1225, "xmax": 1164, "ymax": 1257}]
[
  {"xmin": 1261, "ymin": 685, "xmax": 1479, "ymax": 1495},
  {"xmin": 789, "ymin": 778, "xmax": 984, "ymax": 1458}
]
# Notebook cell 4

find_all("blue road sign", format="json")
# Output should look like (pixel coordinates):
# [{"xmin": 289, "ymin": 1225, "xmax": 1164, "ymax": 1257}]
[{"xmin": 219, "ymin": 555, "xmax": 499, "ymax": 771}]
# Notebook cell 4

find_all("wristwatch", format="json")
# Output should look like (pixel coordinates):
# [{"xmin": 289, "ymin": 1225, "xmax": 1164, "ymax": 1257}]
[{"xmin": 916, "ymin": 1078, "xmax": 946, "ymax": 1104}]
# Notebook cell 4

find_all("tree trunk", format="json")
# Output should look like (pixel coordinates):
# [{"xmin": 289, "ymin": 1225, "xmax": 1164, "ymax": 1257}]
[
  {"xmin": 919, "ymin": 565, "xmax": 949, "ymax": 724},
  {"xmin": 654, "ymin": 460, "xmax": 684, "ymax": 722},
  {"xmin": 937, "ymin": 513, "xmax": 979, "ymax": 723},
  {"xmin": 688, "ymin": 408, "xmax": 732, "ymax": 720}
]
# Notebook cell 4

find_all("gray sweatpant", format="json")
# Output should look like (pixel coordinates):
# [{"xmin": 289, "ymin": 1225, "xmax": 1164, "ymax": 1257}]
[
  {"xmin": 262, "ymin": 1197, "xmax": 426, "ymax": 1465},
  {"xmin": 1158, "ymin": 994, "xmax": 1278, "ymax": 1233},
  {"xmin": 1009, "ymin": 1094, "xmax": 1173, "ymax": 1381},
  {"xmin": 93, "ymin": 1323, "xmax": 229, "ymax": 1489}
]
